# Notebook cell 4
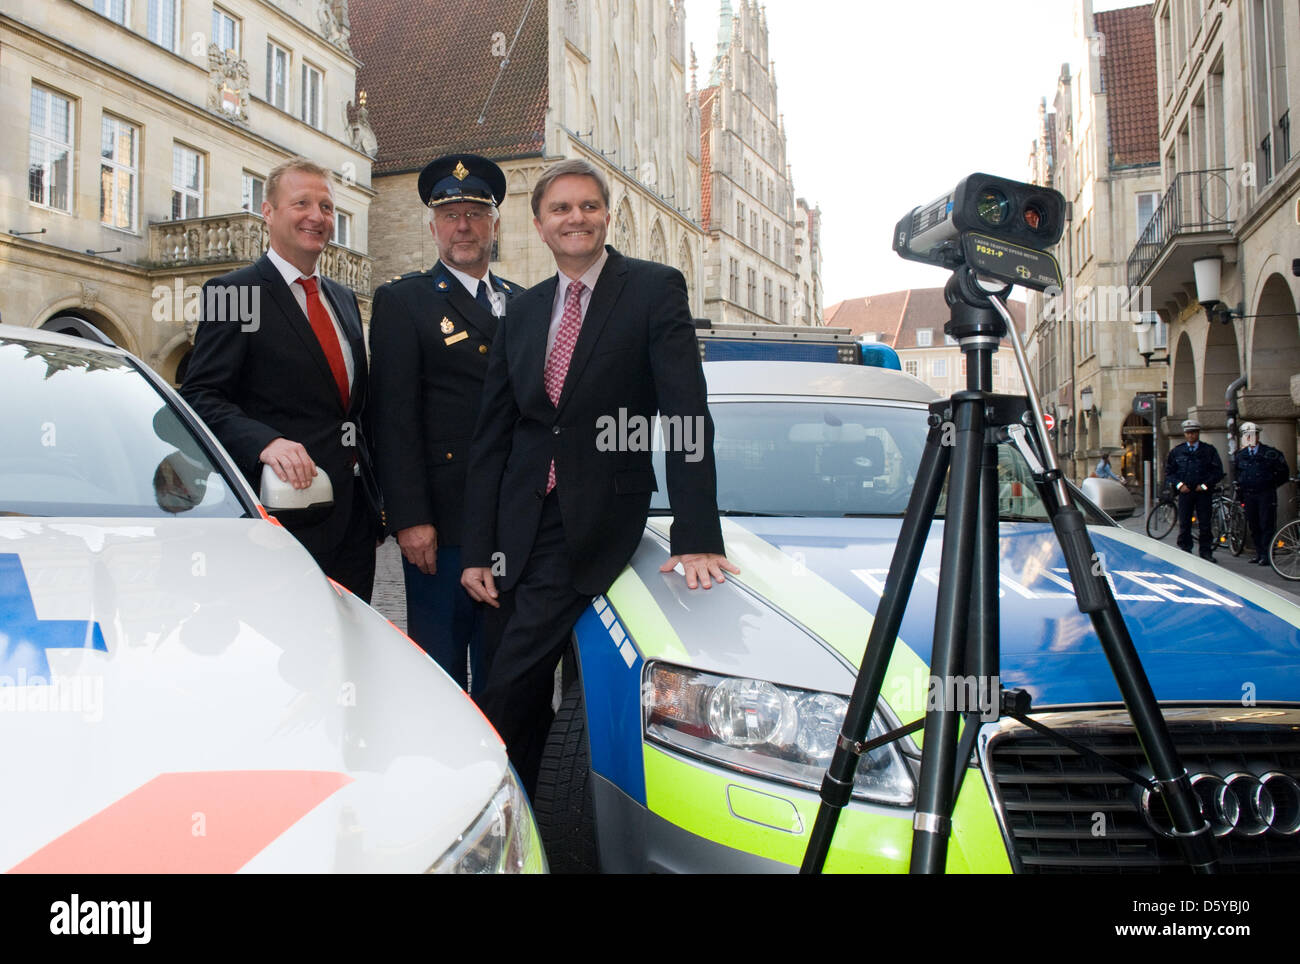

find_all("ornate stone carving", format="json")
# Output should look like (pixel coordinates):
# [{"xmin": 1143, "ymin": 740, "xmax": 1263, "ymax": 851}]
[
  {"xmin": 206, "ymin": 45, "xmax": 250, "ymax": 124},
  {"xmin": 614, "ymin": 199, "xmax": 634, "ymax": 255},
  {"xmin": 79, "ymin": 282, "xmax": 100, "ymax": 309},
  {"xmin": 346, "ymin": 90, "xmax": 379, "ymax": 158},
  {"xmin": 319, "ymin": 0, "xmax": 353, "ymax": 54},
  {"xmin": 563, "ymin": 0, "xmax": 587, "ymax": 51}
]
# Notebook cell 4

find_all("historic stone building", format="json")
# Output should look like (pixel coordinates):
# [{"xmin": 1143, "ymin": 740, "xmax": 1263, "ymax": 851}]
[
  {"xmin": 793, "ymin": 197, "xmax": 823, "ymax": 327},
  {"xmin": 1023, "ymin": 1, "xmax": 1167, "ymax": 487},
  {"xmin": 1, "ymin": 0, "xmax": 376, "ymax": 383},
  {"xmin": 1124, "ymin": 0, "xmax": 1300, "ymax": 502},
  {"xmin": 696, "ymin": 0, "xmax": 815, "ymax": 326},
  {"xmin": 824, "ymin": 288, "xmax": 1027, "ymax": 398},
  {"xmin": 351, "ymin": 0, "xmax": 705, "ymax": 312}
]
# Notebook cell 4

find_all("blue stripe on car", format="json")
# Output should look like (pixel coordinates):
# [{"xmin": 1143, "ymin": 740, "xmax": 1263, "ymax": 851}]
[
  {"xmin": 573, "ymin": 598, "xmax": 647, "ymax": 804},
  {"xmin": 730, "ymin": 519, "xmax": 1300, "ymax": 707}
]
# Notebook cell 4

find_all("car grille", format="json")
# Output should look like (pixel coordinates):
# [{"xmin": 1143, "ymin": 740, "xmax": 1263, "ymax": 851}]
[{"xmin": 981, "ymin": 708, "xmax": 1300, "ymax": 873}]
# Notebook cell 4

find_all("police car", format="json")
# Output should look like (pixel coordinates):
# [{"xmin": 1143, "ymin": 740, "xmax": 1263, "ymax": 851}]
[
  {"xmin": 535, "ymin": 357, "xmax": 1300, "ymax": 873},
  {"xmin": 0, "ymin": 324, "xmax": 544, "ymax": 873}
]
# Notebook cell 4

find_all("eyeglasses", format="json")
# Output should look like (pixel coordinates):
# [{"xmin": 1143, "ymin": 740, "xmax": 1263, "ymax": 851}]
[{"xmin": 435, "ymin": 208, "xmax": 493, "ymax": 225}]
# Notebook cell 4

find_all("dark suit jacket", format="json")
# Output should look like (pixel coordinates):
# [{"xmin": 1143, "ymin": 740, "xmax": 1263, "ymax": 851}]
[
  {"xmin": 463, "ymin": 246, "xmax": 724, "ymax": 595},
  {"xmin": 180, "ymin": 253, "xmax": 381, "ymax": 560},
  {"xmin": 368, "ymin": 263, "xmax": 519, "ymax": 546}
]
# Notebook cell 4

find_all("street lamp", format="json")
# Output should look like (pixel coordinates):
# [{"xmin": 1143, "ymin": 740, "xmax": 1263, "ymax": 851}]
[
  {"xmin": 1135, "ymin": 311, "xmax": 1169, "ymax": 366},
  {"xmin": 1080, "ymin": 385, "xmax": 1097, "ymax": 416},
  {"xmin": 1193, "ymin": 257, "xmax": 1242, "ymax": 325}
]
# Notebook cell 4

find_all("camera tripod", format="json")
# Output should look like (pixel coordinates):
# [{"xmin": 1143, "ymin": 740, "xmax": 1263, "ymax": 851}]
[{"xmin": 800, "ymin": 267, "xmax": 1218, "ymax": 874}]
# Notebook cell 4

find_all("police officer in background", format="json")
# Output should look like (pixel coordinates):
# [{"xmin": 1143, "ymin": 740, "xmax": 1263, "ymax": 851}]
[
  {"xmin": 1233, "ymin": 421, "xmax": 1290, "ymax": 564},
  {"xmin": 1165, "ymin": 418, "xmax": 1224, "ymax": 561},
  {"xmin": 368, "ymin": 154, "xmax": 521, "ymax": 690}
]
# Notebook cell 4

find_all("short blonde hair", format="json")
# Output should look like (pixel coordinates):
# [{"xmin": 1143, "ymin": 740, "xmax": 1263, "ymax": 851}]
[{"xmin": 266, "ymin": 157, "xmax": 332, "ymax": 204}]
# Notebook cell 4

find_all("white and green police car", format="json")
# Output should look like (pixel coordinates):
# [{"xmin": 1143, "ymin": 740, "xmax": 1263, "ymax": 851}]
[{"xmin": 534, "ymin": 358, "xmax": 1300, "ymax": 873}]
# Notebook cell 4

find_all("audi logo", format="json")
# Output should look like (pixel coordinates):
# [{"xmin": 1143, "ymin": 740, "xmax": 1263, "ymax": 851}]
[{"xmin": 1140, "ymin": 771, "xmax": 1300, "ymax": 839}]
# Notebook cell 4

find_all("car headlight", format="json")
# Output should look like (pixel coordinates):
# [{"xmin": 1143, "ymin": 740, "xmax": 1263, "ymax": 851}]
[
  {"xmin": 428, "ymin": 768, "xmax": 548, "ymax": 874},
  {"xmin": 644, "ymin": 662, "xmax": 915, "ymax": 806}
]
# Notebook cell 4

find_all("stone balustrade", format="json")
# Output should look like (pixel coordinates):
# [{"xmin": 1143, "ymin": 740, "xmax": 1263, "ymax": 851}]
[{"xmin": 148, "ymin": 212, "xmax": 372, "ymax": 295}]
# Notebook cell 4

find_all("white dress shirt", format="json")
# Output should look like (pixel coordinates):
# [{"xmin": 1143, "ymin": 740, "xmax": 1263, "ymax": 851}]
[
  {"xmin": 445, "ymin": 263, "xmax": 506, "ymax": 318},
  {"xmin": 266, "ymin": 245, "xmax": 355, "ymax": 389}
]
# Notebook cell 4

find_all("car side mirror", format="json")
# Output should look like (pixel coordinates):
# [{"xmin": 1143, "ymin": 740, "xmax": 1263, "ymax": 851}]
[{"xmin": 259, "ymin": 464, "xmax": 334, "ymax": 527}]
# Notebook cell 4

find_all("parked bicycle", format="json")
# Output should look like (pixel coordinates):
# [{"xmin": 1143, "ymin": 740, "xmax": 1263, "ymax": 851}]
[
  {"xmin": 1146, "ymin": 480, "xmax": 1245, "ymax": 555},
  {"xmin": 1268, "ymin": 478, "xmax": 1300, "ymax": 580}
]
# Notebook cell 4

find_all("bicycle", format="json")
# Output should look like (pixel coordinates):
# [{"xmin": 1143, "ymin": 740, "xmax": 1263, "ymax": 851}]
[
  {"xmin": 1211, "ymin": 483, "xmax": 1246, "ymax": 556},
  {"xmin": 1268, "ymin": 478, "xmax": 1300, "ymax": 580},
  {"xmin": 1146, "ymin": 481, "xmax": 1245, "ymax": 555},
  {"xmin": 1145, "ymin": 484, "xmax": 1177, "ymax": 539}
]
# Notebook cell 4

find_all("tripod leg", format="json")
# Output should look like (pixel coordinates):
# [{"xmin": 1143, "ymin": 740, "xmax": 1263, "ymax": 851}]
[
  {"xmin": 911, "ymin": 392, "xmax": 985, "ymax": 874},
  {"xmin": 951, "ymin": 429, "xmax": 1003, "ymax": 807},
  {"xmin": 969, "ymin": 430, "xmax": 1000, "ymax": 693},
  {"xmin": 800, "ymin": 417, "xmax": 950, "ymax": 874}
]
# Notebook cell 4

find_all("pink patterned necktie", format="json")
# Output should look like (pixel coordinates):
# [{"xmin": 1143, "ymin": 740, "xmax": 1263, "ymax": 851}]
[{"xmin": 543, "ymin": 280, "xmax": 585, "ymax": 493}]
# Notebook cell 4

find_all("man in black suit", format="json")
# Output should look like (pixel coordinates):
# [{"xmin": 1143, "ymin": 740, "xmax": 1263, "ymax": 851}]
[
  {"xmin": 182, "ymin": 157, "xmax": 381, "ymax": 600},
  {"xmin": 461, "ymin": 158, "xmax": 738, "ymax": 793},
  {"xmin": 369, "ymin": 155, "xmax": 520, "ymax": 690}
]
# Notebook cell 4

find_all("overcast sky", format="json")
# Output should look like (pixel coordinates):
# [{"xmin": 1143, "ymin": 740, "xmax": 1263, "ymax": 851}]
[{"xmin": 684, "ymin": 0, "xmax": 1143, "ymax": 307}]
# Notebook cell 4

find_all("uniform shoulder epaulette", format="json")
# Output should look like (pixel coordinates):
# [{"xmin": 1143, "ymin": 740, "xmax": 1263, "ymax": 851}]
[{"xmin": 388, "ymin": 269, "xmax": 428, "ymax": 284}]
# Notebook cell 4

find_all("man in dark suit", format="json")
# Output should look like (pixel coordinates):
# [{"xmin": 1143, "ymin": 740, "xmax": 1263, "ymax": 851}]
[
  {"xmin": 461, "ymin": 158, "xmax": 738, "ymax": 794},
  {"xmin": 181, "ymin": 157, "xmax": 381, "ymax": 600},
  {"xmin": 369, "ymin": 155, "xmax": 520, "ymax": 690},
  {"xmin": 1165, "ymin": 417, "xmax": 1224, "ymax": 562}
]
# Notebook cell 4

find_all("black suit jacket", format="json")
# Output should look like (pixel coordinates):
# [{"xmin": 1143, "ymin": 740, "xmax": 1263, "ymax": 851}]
[
  {"xmin": 463, "ymin": 246, "xmax": 724, "ymax": 595},
  {"xmin": 180, "ymin": 253, "xmax": 381, "ymax": 560},
  {"xmin": 368, "ymin": 263, "xmax": 520, "ymax": 546}
]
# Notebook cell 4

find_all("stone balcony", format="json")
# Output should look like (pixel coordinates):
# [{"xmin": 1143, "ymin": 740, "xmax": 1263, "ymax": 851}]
[
  {"xmin": 1125, "ymin": 169, "xmax": 1236, "ymax": 315},
  {"xmin": 147, "ymin": 212, "xmax": 372, "ymax": 297}
]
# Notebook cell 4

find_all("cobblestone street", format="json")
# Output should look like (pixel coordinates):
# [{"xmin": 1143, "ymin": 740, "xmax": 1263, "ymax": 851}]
[{"xmin": 371, "ymin": 538, "xmax": 406, "ymax": 633}]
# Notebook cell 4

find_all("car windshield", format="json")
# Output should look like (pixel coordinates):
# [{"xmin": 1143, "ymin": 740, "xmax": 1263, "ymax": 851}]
[
  {"xmin": 0, "ymin": 337, "xmax": 247, "ymax": 518},
  {"xmin": 650, "ymin": 399, "xmax": 1051, "ymax": 520}
]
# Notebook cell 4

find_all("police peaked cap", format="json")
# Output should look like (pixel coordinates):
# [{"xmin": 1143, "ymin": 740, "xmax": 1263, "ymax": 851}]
[{"xmin": 418, "ymin": 153, "xmax": 507, "ymax": 208}]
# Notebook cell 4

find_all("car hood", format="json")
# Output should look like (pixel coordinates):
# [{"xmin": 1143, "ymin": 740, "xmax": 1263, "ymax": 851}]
[
  {"xmin": 0, "ymin": 518, "xmax": 505, "ymax": 872},
  {"xmin": 636, "ymin": 517, "xmax": 1300, "ymax": 709}
]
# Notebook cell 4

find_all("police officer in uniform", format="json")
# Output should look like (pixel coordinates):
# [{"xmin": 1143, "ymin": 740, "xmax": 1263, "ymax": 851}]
[
  {"xmin": 369, "ymin": 154, "xmax": 521, "ymax": 690},
  {"xmin": 1164, "ymin": 417, "xmax": 1225, "ymax": 561},
  {"xmin": 1232, "ymin": 421, "xmax": 1290, "ymax": 564}
]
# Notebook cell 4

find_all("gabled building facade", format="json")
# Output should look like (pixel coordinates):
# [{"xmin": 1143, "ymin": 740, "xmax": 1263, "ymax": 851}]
[
  {"xmin": 352, "ymin": 0, "xmax": 706, "ymax": 310},
  {"xmin": 696, "ymin": 0, "xmax": 814, "ymax": 326},
  {"xmin": 1024, "ymin": 1, "xmax": 1167, "ymax": 488},
  {"xmin": 2, "ymin": 0, "xmax": 376, "ymax": 383},
  {"xmin": 824, "ymin": 288, "xmax": 1027, "ymax": 398},
  {"xmin": 1123, "ymin": 0, "xmax": 1299, "ymax": 495}
]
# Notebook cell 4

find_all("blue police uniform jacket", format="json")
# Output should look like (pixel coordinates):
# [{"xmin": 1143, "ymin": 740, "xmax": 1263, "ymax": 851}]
[
  {"xmin": 1233, "ymin": 442, "xmax": 1289, "ymax": 494},
  {"xmin": 1165, "ymin": 441, "xmax": 1224, "ymax": 490}
]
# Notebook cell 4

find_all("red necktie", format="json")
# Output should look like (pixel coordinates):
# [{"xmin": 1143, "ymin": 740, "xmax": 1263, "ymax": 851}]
[
  {"xmin": 295, "ymin": 277, "xmax": 350, "ymax": 409},
  {"xmin": 543, "ymin": 280, "xmax": 585, "ymax": 493}
]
